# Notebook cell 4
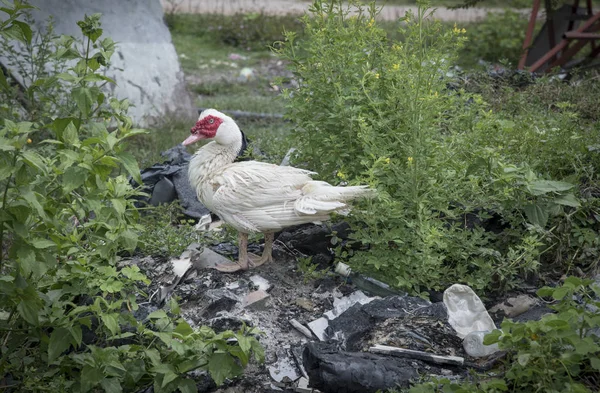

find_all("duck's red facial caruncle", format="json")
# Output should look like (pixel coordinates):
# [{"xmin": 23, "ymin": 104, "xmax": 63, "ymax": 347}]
[{"xmin": 182, "ymin": 115, "xmax": 223, "ymax": 146}]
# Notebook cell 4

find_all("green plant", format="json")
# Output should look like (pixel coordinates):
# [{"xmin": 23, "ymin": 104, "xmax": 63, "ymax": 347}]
[
  {"xmin": 0, "ymin": 4, "xmax": 261, "ymax": 391},
  {"xmin": 460, "ymin": 10, "xmax": 528, "ymax": 67},
  {"xmin": 138, "ymin": 202, "xmax": 200, "ymax": 257},
  {"xmin": 276, "ymin": 0, "xmax": 581, "ymax": 294},
  {"xmin": 297, "ymin": 256, "xmax": 329, "ymax": 283},
  {"xmin": 407, "ymin": 277, "xmax": 600, "ymax": 393}
]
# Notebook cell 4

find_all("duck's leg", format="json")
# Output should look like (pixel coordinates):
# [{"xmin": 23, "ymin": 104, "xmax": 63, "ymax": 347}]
[
  {"xmin": 249, "ymin": 232, "xmax": 274, "ymax": 268},
  {"xmin": 214, "ymin": 232, "xmax": 249, "ymax": 272}
]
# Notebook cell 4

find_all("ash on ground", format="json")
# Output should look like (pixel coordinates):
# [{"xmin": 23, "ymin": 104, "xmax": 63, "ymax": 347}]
[{"xmin": 122, "ymin": 225, "xmax": 547, "ymax": 393}]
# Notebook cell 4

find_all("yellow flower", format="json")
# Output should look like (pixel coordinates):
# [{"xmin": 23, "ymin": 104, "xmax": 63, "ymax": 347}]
[
  {"xmin": 337, "ymin": 171, "xmax": 346, "ymax": 180},
  {"xmin": 27, "ymin": 138, "xmax": 32, "ymax": 144},
  {"xmin": 461, "ymin": 28, "xmax": 466, "ymax": 34},
  {"xmin": 392, "ymin": 64, "xmax": 399, "ymax": 70},
  {"xmin": 392, "ymin": 44, "xmax": 402, "ymax": 51},
  {"xmin": 367, "ymin": 18, "xmax": 375, "ymax": 28},
  {"xmin": 384, "ymin": 157, "xmax": 391, "ymax": 164},
  {"xmin": 433, "ymin": 91, "xmax": 438, "ymax": 97},
  {"xmin": 407, "ymin": 156, "xmax": 413, "ymax": 165},
  {"xmin": 374, "ymin": 73, "xmax": 380, "ymax": 79}
]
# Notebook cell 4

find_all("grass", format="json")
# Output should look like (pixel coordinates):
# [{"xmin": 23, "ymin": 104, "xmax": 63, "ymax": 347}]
[{"xmin": 132, "ymin": 13, "xmax": 295, "ymax": 167}]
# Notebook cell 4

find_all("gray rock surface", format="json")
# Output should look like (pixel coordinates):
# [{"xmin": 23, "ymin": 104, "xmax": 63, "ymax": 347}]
[{"xmin": 21, "ymin": 0, "xmax": 193, "ymax": 126}]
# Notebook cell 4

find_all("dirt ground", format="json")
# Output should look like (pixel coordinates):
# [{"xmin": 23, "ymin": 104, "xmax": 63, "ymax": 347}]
[{"xmin": 161, "ymin": 0, "xmax": 531, "ymax": 22}]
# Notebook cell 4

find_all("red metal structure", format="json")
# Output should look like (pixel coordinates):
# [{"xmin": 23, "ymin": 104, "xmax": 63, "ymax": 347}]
[{"xmin": 518, "ymin": 0, "xmax": 600, "ymax": 73}]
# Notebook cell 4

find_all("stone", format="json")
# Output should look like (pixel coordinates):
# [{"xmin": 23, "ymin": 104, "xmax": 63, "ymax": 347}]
[
  {"xmin": 289, "ymin": 319, "xmax": 314, "ymax": 339},
  {"xmin": 243, "ymin": 290, "xmax": 270, "ymax": 311},
  {"xmin": 15, "ymin": 0, "xmax": 194, "ymax": 127},
  {"xmin": 489, "ymin": 294, "xmax": 537, "ymax": 319},
  {"xmin": 295, "ymin": 297, "xmax": 315, "ymax": 312},
  {"xmin": 443, "ymin": 284, "xmax": 496, "ymax": 339}
]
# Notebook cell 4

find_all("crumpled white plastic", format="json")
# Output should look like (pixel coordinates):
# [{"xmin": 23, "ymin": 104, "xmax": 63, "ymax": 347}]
[{"xmin": 443, "ymin": 283, "xmax": 496, "ymax": 338}]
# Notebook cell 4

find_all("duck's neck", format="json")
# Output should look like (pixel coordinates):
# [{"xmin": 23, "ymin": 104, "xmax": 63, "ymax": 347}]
[{"xmin": 188, "ymin": 133, "xmax": 243, "ymax": 188}]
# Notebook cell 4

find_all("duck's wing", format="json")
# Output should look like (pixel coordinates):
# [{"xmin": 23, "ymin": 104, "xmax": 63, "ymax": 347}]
[{"xmin": 210, "ymin": 161, "xmax": 322, "ymax": 232}]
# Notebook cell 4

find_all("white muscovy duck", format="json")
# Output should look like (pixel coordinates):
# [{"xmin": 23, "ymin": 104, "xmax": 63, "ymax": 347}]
[{"xmin": 183, "ymin": 109, "xmax": 373, "ymax": 272}]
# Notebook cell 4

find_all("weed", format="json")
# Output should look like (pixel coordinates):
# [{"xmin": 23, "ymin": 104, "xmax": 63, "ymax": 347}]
[
  {"xmin": 0, "ymin": 6, "xmax": 261, "ymax": 391},
  {"xmin": 138, "ymin": 202, "xmax": 200, "ymax": 257},
  {"xmin": 297, "ymin": 256, "xmax": 329, "ymax": 283}
]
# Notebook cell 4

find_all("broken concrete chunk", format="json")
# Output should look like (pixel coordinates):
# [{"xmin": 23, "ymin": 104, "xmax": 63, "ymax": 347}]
[
  {"xmin": 307, "ymin": 317, "xmax": 329, "ymax": 342},
  {"xmin": 443, "ymin": 284, "xmax": 496, "ymax": 339},
  {"xmin": 295, "ymin": 297, "xmax": 315, "ymax": 312},
  {"xmin": 290, "ymin": 319, "xmax": 314, "ymax": 339},
  {"xmin": 489, "ymin": 294, "xmax": 537, "ymax": 318},
  {"xmin": 243, "ymin": 290, "xmax": 270, "ymax": 310}
]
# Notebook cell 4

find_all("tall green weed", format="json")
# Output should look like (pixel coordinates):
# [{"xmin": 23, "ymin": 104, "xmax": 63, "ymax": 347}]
[{"xmin": 277, "ymin": 0, "xmax": 582, "ymax": 295}]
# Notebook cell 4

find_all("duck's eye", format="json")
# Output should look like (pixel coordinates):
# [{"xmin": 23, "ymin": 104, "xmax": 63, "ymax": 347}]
[{"xmin": 209, "ymin": 118, "xmax": 214, "ymax": 124}]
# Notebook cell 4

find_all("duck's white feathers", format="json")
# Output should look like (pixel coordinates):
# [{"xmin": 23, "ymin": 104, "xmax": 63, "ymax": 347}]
[{"xmin": 200, "ymin": 161, "xmax": 371, "ymax": 233}]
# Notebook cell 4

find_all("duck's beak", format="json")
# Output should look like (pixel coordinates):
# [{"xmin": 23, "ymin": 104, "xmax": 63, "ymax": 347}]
[{"xmin": 182, "ymin": 133, "xmax": 205, "ymax": 146}]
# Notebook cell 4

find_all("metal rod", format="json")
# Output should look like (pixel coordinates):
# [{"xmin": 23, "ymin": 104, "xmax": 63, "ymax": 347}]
[{"xmin": 518, "ymin": 0, "xmax": 542, "ymax": 70}]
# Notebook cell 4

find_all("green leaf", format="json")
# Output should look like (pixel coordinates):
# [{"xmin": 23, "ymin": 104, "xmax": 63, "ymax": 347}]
[
  {"xmin": 48, "ymin": 327, "xmax": 72, "ymax": 362},
  {"xmin": 31, "ymin": 238, "xmax": 55, "ymax": 249},
  {"xmin": 178, "ymin": 378, "xmax": 197, "ymax": 393},
  {"xmin": 17, "ymin": 246, "xmax": 36, "ymax": 276},
  {"xmin": 208, "ymin": 352, "xmax": 242, "ymax": 386},
  {"xmin": 100, "ymin": 279, "xmax": 124, "ymax": 293},
  {"xmin": 62, "ymin": 122, "xmax": 79, "ymax": 146},
  {"xmin": 81, "ymin": 365, "xmax": 104, "ymax": 392},
  {"xmin": 17, "ymin": 298, "xmax": 40, "ymax": 326},
  {"xmin": 12, "ymin": 20, "xmax": 32, "ymax": 44},
  {"xmin": 21, "ymin": 151, "xmax": 47, "ymax": 173},
  {"xmin": 116, "ymin": 151, "xmax": 142, "ymax": 185},
  {"xmin": 21, "ymin": 190, "xmax": 47, "ymax": 219},
  {"xmin": 537, "ymin": 287, "xmax": 554, "ymax": 297},
  {"xmin": 100, "ymin": 378, "xmax": 122, "ymax": 393},
  {"xmin": 100, "ymin": 313, "xmax": 120, "ymax": 335},
  {"xmin": 161, "ymin": 370, "xmax": 178, "ymax": 388},
  {"xmin": 552, "ymin": 193, "xmax": 581, "ymax": 208},
  {"xmin": 0, "ymin": 66, "xmax": 7, "ymax": 90},
  {"xmin": 62, "ymin": 166, "xmax": 88, "ymax": 193},
  {"xmin": 147, "ymin": 310, "xmax": 169, "ymax": 320},
  {"xmin": 71, "ymin": 86, "xmax": 94, "ymax": 116},
  {"xmin": 70, "ymin": 325, "xmax": 83, "ymax": 347},
  {"xmin": 527, "ymin": 180, "xmax": 574, "ymax": 196},
  {"xmin": 111, "ymin": 198, "xmax": 126, "ymax": 215},
  {"xmin": 591, "ymin": 356, "xmax": 600, "ymax": 371},
  {"xmin": 552, "ymin": 286, "xmax": 570, "ymax": 300},
  {"xmin": 483, "ymin": 329, "xmax": 502, "ymax": 345},
  {"xmin": 523, "ymin": 203, "xmax": 548, "ymax": 228},
  {"xmin": 126, "ymin": 359, "xmax": 146, "ymax": 383},
  {"xmin": 174, "ymin": 321, "xmax": 194, "ymax": 338}
]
